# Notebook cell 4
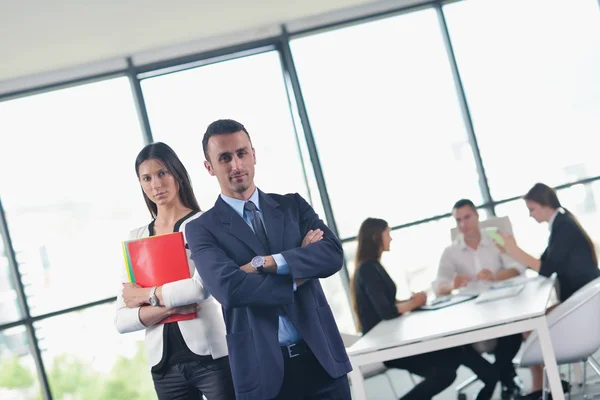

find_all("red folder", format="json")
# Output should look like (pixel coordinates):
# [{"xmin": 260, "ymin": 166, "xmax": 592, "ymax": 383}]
[{"xmin": 122, "ymin": 232, "xmax": 195, "ymax": 324}]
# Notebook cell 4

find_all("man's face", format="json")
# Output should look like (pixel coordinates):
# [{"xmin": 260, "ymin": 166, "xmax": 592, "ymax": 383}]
[
  {"xmin": 204, "ymin": 130, "xmax": 256, "ymax": 199},
  {"xmin": 453, "ymin": 205, "xmax": 479, "ymax": 237}
]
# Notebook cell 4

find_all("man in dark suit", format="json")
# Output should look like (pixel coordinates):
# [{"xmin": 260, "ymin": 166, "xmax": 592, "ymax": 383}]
[{"xmin": 185, "ymin": 119, "xmax": 352, "ymax": 400}]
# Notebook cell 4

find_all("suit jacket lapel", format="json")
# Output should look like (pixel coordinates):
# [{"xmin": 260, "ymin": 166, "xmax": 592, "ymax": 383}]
[
  {"xmin": 214, "ymin": 196, "xmax": 265, "ymax": 255},
  {"xmin": 259, "ymin": 190, "xmax": 284, "ymax": 254}
]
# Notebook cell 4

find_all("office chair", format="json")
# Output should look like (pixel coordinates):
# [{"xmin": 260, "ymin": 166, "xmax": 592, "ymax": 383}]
[{"xmin": 514, "ymin": 276, "xmax": 600, "ymax": 400}]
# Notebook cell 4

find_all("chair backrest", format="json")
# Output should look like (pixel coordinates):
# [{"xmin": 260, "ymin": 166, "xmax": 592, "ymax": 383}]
[
  {"xmin": 518, "ymin": 276, "xmax": 600, "ymax": 367},
  {"xmin": 450, "ymin": 216, "xmax": 513, "ymax": 242}
]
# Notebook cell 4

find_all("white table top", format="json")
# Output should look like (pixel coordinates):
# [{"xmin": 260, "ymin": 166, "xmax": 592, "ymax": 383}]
[{"xmin": 348, "ymin": 275, "xmax": 555, "ymax": 357}]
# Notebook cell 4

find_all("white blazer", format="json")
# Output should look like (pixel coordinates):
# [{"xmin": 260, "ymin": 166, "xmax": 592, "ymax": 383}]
[{"xmin": 114, "ymin": 212, "xmax": 228, "ymax": 370}]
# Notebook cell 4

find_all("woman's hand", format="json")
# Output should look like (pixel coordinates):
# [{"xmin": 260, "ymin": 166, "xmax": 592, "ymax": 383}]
[
  {"xmin": 122, "ymin": 283, "xmax": 148, "ymax": 308},
  {"xmin": 498, "ymin": 233, "xmax": 519, "ymax": 255},
  {"xmin": 411, "ymin": 291, "xmax": 427, "ymax": 307},
  {"xmin": 170, "ymin": 303, "xmax": 201, "ymax": 316}
]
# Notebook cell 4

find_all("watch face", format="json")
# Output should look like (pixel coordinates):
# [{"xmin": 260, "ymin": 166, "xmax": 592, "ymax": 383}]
[
  {"xmin": 149, "ymin": 296, "xmax": 158, "ymax": 307},
  {"xmin": 251, "ymin": 256, "xmax": 265, "ymax": 269}
]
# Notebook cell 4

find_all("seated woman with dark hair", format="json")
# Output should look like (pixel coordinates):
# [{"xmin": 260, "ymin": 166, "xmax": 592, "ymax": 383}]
[
  {"xmin": 499, "ymin": 182, "xmax": 600, "ymax": 399},
  {"xmin": 351, "ymin": 217, "xmax": 498, "ymax": 400}
]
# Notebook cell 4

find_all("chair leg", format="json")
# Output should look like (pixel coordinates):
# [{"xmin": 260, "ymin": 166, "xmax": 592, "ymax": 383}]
[
  {"xmin": 543, "ymin": 367, "xmax": 549, "ymax": 400},
  {"xmin": 455, "ymin": 374, "xmax": 478, "ymax": 393},
  {"xmin": 408, "ymin": 372, "xmax": 417, "ymax": 386},
  {"xmin": 569, "ymin": 363, "xmax": 572, "ymax": 386},
  {"xmin": 588, "ymin": 357, "xmax": 600, "ymax": 378},
  {"xmin": 584, "ymin": 360, "xmax": 589, "ymax": 399},
  {"xmin": 383, "ymin": 370, "xmax": 399, "ymax": 398}
]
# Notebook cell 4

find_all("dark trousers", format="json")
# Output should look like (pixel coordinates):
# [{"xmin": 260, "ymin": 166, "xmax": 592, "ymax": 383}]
[
  {"xmin": 384, "ymin": 348, "xmax": 460, "ymax": 400},
  {"xmin": 384, "ymin": 345, "xmax": 500, "ymax": 400},
  {"xmin": 152, "ymin": 356, "xmax": 235, "ymax": 400},
  {"xmin": 460, "ymin": 345, "xmax": 498, "ymax": 400},
  {"xmin": 493, "ymin": 334, "xmax": 523, "ymax": 386},
  {"xmin": 274, "ymin": 342, "xmax": 351, "ymax": 400}
]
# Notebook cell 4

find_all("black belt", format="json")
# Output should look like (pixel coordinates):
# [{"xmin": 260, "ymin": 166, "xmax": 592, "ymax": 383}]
[{"xmin": 281, "ymin": 340, "xmax": 310, "ymax": 359}]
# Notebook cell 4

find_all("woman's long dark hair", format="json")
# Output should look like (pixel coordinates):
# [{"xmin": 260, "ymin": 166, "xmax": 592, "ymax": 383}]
[
  {"xmin": 135, "ymin": 142, "xmax": 200, "ymax": 219},
  {"xmin": 350, "ymin": 218, "xmax": 389, "ymax": 332},
  {"xmin": 524, "ymin": 182, "xmax": 597, "ymax": 266}
]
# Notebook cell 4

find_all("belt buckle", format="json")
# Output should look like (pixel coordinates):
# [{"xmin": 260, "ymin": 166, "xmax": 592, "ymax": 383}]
[{"xmin": 287, "ymin": 343, "xmax": 299, "ymax": 358}]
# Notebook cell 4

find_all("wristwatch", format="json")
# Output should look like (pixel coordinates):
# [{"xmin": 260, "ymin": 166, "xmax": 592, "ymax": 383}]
[
  {"xmin": 148, "ymin": 286, "xmax": 159, "ymax": 307},
  {"xmin": 251, "ymin": 256, "xmax": 266, "ymax": 273}
]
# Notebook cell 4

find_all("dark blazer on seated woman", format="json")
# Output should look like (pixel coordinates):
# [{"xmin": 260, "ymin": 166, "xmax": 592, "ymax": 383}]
[
  {"xmin": 500, "ymin": 183, "xmax": 600, "ymax": 305},
  {"xmin": 354, "ymin": 259, "xmax": 401, "ymax": 334},
  {"xmin": 351, "ymin": 218, "xmax": 498, "ymax": 400},
  {"xmin": 540, "ymin": 210, "xmax": 600, "ymax": 301}
]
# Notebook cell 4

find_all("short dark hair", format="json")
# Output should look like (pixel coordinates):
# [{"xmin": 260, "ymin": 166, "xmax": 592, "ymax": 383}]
[
  {"xmin": 452, "ymin": 199, "xmax": 477, "ymax": 213},
  {"xmin": 202, "ymin": 119, "xmax": 251, "ymax": 161},
  {"xmin": 135, "ymin": 142, "xmax": 200, "ymax": 218}
]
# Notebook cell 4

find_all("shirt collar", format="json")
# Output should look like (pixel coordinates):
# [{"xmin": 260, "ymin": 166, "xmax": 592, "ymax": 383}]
[
  {"xmin": 458, "ymin": 229, "xmax": 492, "ymax": 251},
  {"xmin": 548, "ymin": 207, "xmax": 563, "ymax": 231},
  {"xmin": 220, "ymin": 189, "xmax": 260, "ymax": 219}
]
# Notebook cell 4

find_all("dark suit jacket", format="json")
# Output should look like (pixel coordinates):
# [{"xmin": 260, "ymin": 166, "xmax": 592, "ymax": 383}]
[
  {"xmin": 185, "ymin": 190, "xmax": 352, "ymax": 400},
  {"xmin": 353, "ymin": 260, "xmax": 400, "ymax": 335},
  {"xmin": 540, "ymin": 210, "xmax": 600, "ymax": 301}
]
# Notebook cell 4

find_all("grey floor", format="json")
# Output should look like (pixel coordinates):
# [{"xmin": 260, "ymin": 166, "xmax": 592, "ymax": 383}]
[{"xmin": 358, "ymin": 351, "xmax": 600, "ymax": 399}]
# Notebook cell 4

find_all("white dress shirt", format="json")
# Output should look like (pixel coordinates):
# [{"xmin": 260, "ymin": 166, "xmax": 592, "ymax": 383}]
[
  {"xmin": 114, "ymin": 212, "xmax": 228, "ymax": 369},
  {"xmin": 434, "ymin": 229, "xmax": 525, "ymax": 292}
]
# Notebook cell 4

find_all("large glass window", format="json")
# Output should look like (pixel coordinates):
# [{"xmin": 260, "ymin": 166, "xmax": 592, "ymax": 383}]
[
  {"xmin": 0, "ymin": 326, "xmax": 39, "ymax": 399},
  {"xmin": 140, "ymin": 51, "xmax": 312, "ymax": 211},
  {"xmin": 140, "ymin": 52, "xmax": 354, "ymax": 330},
  {"xmin": 444, "ymin": 0, "xmax": 600, "ymax": 199},
  {"xmin": 35, "ymin": 303, "xmax": 155, "ymax": 400},
  {"xmin": 0, "ymin": 241, "xmax": 22, "ymax": 325},
  {"xmin": 0, "ymin": 78, "xmax": 148, "ymax": 315},
  {"xmin": 291, "ymin": 8, "xmax": 482, "ymax": 238}
]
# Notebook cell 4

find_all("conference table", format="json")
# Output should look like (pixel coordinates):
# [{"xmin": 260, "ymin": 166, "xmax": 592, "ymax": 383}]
[{"xmin": 347, "ymin": 275, "xmax": 564, "ymax": 399}]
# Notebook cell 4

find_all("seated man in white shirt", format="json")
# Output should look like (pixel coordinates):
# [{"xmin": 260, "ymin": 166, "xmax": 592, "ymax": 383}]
[{"xmin": 434, "ymin": 199, "xmax": 524, "ymax": 400}]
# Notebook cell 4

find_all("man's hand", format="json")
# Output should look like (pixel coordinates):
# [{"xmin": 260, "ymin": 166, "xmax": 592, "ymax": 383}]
[
  {"xmin": 453, "ymin": 274, "xmax": 471, "ymax": 289},
  {"xmin": 122, "ymin": 283, "xmax": 148, "ymax": 308},
  {"xmin": 476, "ymin": 269, "xmax": 495, "ymax": 281},
  {"xmin": 301, "ymin": 229, "xmax": 323, "ymax": 247}
]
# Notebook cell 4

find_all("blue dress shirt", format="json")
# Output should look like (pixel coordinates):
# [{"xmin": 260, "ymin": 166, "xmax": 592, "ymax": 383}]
[{"xmin": 220, "ymin": 190, "xmax": 302, "ymax": 346}]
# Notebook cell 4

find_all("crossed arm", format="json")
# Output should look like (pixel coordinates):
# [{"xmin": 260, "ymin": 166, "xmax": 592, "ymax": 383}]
[
  {"xmin": 187, "ymin": 195, "xmax": 344, "ymax": 309},
  {"xmin": 114, "ymin": 268, "xmax": 207, "ymax": 333}
]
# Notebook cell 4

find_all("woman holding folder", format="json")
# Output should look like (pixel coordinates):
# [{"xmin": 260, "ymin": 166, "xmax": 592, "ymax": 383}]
[{"xmin": 114, "ymin": 142, "xmax": 234, "ymax": 400}]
